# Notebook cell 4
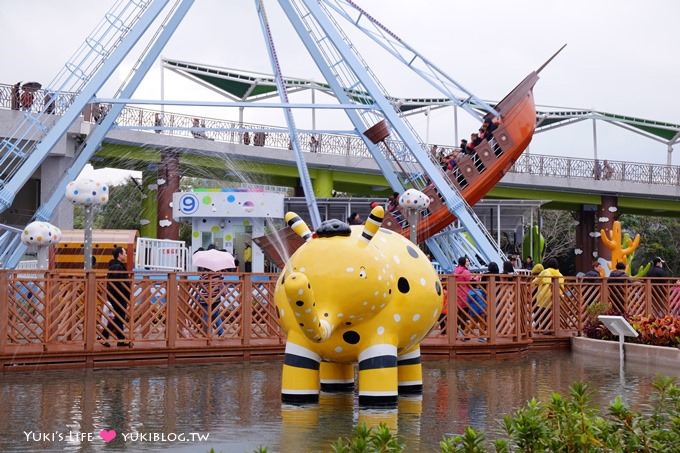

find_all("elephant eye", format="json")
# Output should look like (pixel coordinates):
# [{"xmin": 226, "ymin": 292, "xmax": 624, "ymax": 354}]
[{"xmin": 359, "ymin": 267, "xmax": 367, "ymax": 279}]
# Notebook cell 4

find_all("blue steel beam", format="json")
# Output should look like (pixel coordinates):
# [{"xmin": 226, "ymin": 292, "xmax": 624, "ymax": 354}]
[
  {"xmin": 5, "ymin": 0, "xmax": 195, "ymax": 268},
  {"xmin": 0, "ymin": 0, "xmax": 171, "ymax": 214},
  {"xmin": 323, "ymin": 0, "xmax": 498, "ymax": 120},
  {"xmin": 299, "ymin": 0, "xmax": 503, "ymax": 264},
  {"xmin": 255, "ymin": 0, "xmax": 321, "ymax": 229},
  {"xmin": 276, "ymin": 0, "xmax": 404, "ymax": 193}
]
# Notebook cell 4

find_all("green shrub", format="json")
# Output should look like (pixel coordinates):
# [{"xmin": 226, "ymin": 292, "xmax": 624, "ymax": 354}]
[
  {"xmin": 249, "ymin": 377, "xmax": 680, "ymax": 452},
  {"xmin": 439, "ymin": 377, "xmax": 680, "ymax": 452},
  {"xmin": 331, "ymin": 422, "xmax": 404, "ymax": 452}
]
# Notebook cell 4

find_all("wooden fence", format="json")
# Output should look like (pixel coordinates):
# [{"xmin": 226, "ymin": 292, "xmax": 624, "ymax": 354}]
[{"xmin": 0, "ymin": 270, "xmax": 675, "ymax": 370}]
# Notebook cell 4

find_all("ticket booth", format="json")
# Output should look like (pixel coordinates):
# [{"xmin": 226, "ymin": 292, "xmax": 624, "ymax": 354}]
[{"xmin": 172, "ymin": 189, "xmax": 285, "ymax": 272}]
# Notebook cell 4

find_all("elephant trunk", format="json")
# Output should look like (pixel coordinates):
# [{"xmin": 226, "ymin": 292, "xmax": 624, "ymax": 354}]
[{"xmin": 284, "ymin": 272, "xmax": 331, "ymax": 343}]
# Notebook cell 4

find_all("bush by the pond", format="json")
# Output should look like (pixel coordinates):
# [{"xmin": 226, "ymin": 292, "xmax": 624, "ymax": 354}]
[
  {"xmin": 583, "ymin": 302, "xmax": 680, "ymax": 347},
  {"xmin": 248, "ymin": 376, "xmax": 680, "ymax": 452}
]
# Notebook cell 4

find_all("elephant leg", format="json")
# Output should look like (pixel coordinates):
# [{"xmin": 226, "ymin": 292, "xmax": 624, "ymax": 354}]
[
  {"xmin": 320, "ymin": 362, "xmax": 355, "ymax": 392},
  {"xmin": 358, "ymin": 344, "xmax": 398, "ymax": 407},
  {"xmin": 397, "ymin": 346, "xmax": 423, "ymax": 395},
  {"xmin": 282, "ymin": 340, "xmax": 321, "ymax": 404}
]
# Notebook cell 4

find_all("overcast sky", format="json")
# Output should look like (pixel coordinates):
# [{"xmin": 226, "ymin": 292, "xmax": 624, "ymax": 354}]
[{"xmin": 1, "ymin": 0, "xmax": 678, "ymax": 175}]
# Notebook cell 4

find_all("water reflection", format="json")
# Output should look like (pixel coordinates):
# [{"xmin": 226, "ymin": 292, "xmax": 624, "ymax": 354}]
[{"xmin": 0, "ymin": 351, "xmax": 678, "ymax": 452}]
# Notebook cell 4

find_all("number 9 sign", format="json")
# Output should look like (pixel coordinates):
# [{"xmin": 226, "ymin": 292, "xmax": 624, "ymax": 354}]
[{"xmin": 179, "ymin": 193, "xmax": 199, "ymax": 215}]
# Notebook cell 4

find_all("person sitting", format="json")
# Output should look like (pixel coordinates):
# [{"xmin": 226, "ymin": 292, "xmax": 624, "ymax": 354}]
[
  {"xmin": 482, "ymin": 115, "xmax": 500, "ymax": 140},
  {"xmin": 445, "ymin": 150, "xmax": 460, "ymax": 171},
  {"xmin": 478, "ymin": 123, "xmax": 489, "ymax": 141}
]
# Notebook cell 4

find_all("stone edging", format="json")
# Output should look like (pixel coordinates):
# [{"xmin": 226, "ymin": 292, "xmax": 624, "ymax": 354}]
[{"xmin": 572, "ymin": 336, "xmax": 680, "ymax": 368}]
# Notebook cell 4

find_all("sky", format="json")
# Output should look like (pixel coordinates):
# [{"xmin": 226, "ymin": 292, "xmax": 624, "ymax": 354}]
[{"xmin": 1, "ymin": 0, "xmax": 679, "ymax": 183}]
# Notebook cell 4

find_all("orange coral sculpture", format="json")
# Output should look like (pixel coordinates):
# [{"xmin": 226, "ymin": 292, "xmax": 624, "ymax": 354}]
[{"xmin": 600, "ymin": 220, "xmax": 640, "ymax": 271}]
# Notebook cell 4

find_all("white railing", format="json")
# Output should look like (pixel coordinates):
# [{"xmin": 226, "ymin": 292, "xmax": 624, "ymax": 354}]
[
  {"xmin": 2, "ymin": 83, "xmax": 680, "ymax": 188},
  {"xmin": 135, "ymin": 237, "xmax": 187, "ymax": 272}
]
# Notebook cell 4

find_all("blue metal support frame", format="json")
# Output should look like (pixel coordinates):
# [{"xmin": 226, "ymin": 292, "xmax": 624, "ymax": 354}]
[
  {"xmin": 277, "ymin": 0, "xmax": 404, "ymax": 193},
  {"xmin": 297, "ymin": 0, "xmax": 503, "ymax": 265},
  {"xmin": 255, "ymin": 0, "xmax": 321, "ymax": 229},
  {"xmin": 0, "ymin": 0, "xmax": 171, "ymax": 214},
  {"xmin": 323, "ymin": 0, "xmax": 498, "ymax": 120},
  {"xmin": 4, "ymin": 0, "xmax": 194, "ymax": 268}
]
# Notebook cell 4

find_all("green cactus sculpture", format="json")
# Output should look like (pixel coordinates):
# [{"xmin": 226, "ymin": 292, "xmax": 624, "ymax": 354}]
[
  {"xmin": 522, "ymin": 224, "xmax": 544, "ymax": 264},
  {"xmin": 623, "ymin": 232, "xmax": 652, "ymax": 277}
]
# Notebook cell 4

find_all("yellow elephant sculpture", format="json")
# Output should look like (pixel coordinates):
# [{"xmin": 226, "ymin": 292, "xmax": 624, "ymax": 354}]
[{"xmin": 275, "ymin": 206, "xmax": 443, "ymax": 407}]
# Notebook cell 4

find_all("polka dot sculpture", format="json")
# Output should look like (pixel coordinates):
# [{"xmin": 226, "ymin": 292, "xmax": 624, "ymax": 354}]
[
  {"xmin": 65, "ymin": 179, "xmax": 109, "ymax": 206},
  {"xmin": 275, "ymin": 205, "xmax": 443, "ymax": 407},
  {"xmin": 21, "ymin": 221, "xmax": 61, "ymax": 246}
]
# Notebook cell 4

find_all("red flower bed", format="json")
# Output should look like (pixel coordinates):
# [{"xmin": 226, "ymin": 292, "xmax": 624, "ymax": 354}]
[
  {"xmin": 629, "ymin": 315, "xmax": 680, "ymax": 347},
  {"xmin": 583, "ymin": 302, "xmax": 680, "ymax": 347}
]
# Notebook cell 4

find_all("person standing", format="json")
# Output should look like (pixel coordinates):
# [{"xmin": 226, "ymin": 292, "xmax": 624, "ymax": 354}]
[
  {"xmin": 102, "ymin": 247, "xmax": 131, "ymax": 347},
  {"xmin": 584, "ymin": 260, "xmax": 603, "ymax": 278},
  {"xmin": 647, "ymin": 257, "xmax": 669, "ymax": 278},
  {"xmin": 10, "ymin": 82, "xmax": 20, "ymax": 110},
  {"xmin": 154, "ymin": 113, "xmax": 162, "ymax": 133},
  {"xmin": 348, "ymin": 212, "xmax": 362, "ymax": 225},
  {"xmin": 533, "ymin": 258, "xmax": 564, "ymax": 309},
  {"xmin": 454, "ymin": 256, "xmax": 482, "ymax": 335},
  {"xmin": 243, "ymin": 243, "xmax": 253, "ymax": 273}
]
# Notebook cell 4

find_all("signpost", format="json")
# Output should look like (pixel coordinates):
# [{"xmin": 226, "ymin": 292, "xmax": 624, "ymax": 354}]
[{"xmin": 598, "ymin": 315, "xmax": 638, "ymax": 380}]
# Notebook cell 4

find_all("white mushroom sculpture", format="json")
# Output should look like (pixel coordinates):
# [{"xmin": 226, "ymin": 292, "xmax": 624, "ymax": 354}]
[
  {"xmin": 21, "ymin": 221, "xmax": 62, "ymax": 269},
  {"xmin": 398, "ymin": 188, "xmax": 431, "ymax": 211},
  {"xmin": 65, "ymin": 179, "xmax": 109, "ymax": 206},
  {"xmin": 398, "ymin": 189, "xmax": 431, "ymax": 243},
  {"xmin": 65, "ymin": 179, "xmax": 109, "ymax": 270}
]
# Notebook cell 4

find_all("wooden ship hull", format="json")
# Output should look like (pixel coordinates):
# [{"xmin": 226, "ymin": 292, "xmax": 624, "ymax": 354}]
[
  {"xmin": 385, "ymin": 72, "xmax": 538, "ymax": 242},
  {"xmin": 255, "ymin": 72, "xmax": 538, "ymax": 267}
]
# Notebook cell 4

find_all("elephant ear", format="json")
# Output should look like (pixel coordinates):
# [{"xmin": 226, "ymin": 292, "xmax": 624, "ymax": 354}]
[
  {"xmin": 285, "ymin": 212, "xmax": 312, "ymax": 242},
  {"xmin": 360, "ymin": 205, "xmax": 384, "ymax": 243}
]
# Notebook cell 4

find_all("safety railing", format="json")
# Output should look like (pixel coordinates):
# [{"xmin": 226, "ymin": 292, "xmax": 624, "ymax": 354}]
[
  {"xmin": 1, "ymin": 82, "xmax": 679, "ymax": 187},
  {"xmin": 1, "ymin": 271, "xmax": 676, "ymax": 366},
  {"xmin": 135, "ymin": 237, "xmax": 187, "ymax": 272}
]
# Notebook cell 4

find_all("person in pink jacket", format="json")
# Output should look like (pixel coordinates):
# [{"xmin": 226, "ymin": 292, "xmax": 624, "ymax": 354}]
[{"xmin": 454, "ymin": 256, "xmax": 479, "ymax": 309}]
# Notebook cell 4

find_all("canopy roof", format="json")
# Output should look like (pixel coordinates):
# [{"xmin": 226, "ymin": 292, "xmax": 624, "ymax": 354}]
[
  {"xmin": 163, "ymin": 58, "xmax": 451, "ymax": 114},
  {"xmin": 163, "ymin": 58, "xmax": 680, "ymax": 143}
]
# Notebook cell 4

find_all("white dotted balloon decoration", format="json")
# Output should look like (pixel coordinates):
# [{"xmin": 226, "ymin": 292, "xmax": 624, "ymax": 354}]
[
  {"xmin": 21, "ymin": 221, "xmax": 61, "ymax": 246},
  {"xmin": 398, "ymin": 189, "xmax": 431, "ymax": 210},
  {"xmin": 65, "ymin": 179, "xmax": 109, "ymax": 206}
]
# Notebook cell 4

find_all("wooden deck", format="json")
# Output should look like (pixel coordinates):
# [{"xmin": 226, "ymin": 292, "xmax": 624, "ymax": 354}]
[{"xmin": 0, "ymin": 270, "xmax": 672, "ymax": 371}]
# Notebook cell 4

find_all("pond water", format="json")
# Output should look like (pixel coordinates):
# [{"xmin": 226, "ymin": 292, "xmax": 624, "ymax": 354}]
[{"xmin": 1, "ymin": 350, "xmax": 678, "ymax": 452}]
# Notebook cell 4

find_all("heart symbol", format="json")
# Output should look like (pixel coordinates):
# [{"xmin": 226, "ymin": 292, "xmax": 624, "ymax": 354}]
[{"xmin": 99, "ymin": 429, "xmax": 117, "ymax": 443}]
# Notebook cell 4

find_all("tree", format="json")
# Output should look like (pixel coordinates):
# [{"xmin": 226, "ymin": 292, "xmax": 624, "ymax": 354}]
[
  {"xmin": 73, "ymin": 177, "xmax": 143, "ymax": 230},
  {"xmin": 620, "ymin": 214, "xmax": 680, "ymax": 276},
  {"xmin": 540, "ymin": 209, "xmax": 576, "ymax": 274}
]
